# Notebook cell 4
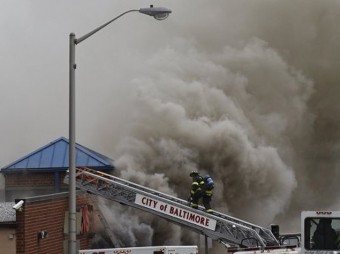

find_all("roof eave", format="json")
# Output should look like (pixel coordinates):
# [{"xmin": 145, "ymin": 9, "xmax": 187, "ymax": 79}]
[{"xmin": 1, "ymin": 165, "xmax": 114, "ymax": 173}]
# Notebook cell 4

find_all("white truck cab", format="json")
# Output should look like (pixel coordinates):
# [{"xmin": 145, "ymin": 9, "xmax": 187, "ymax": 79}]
[
  {"xmin": 301, "ymin": 211, "xmax": 340, "ymax": 253},
  {"xmin": 229, "ymin": 211, "xmax": 340, "ymax": 254}
]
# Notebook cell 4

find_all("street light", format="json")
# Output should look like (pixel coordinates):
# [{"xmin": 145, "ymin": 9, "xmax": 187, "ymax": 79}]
[{"xmin": 68, "ymin": 5, "xmax": 171, "ymax": 254}]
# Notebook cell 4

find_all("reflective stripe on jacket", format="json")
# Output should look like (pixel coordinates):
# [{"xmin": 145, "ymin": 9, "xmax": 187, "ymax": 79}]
[
  {"xmin": 191, "ymin": 180, "xmax": 204, "ymax": 195},
  {"xmin": 204, "ymin": 189, "xmax": 213, "ymax": 196}
]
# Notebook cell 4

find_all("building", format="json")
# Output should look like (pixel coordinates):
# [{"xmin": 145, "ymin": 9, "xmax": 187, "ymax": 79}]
[
  {"xmin": 0, "ymin": 137, "xmax": 115, "ymax": 253},
  {"xmin": 0, "ymin": 137, "xmax": 114, "ymax": 202}
]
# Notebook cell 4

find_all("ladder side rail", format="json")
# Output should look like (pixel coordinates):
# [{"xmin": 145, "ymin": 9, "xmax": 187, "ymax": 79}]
[
  {"xmin": 257, "ymin": 229, "xmax": 279, "ymax": 246},
  {"xmin": 78, "ymin": 175, "xmax": 203, "ymax": 213},
  {"xmin": 213, "ymin": 210, "xmax": 265, "ymax": 232},
  {"xmin": 87, "ymin": 194, "xmax": 122, "ymax": 248},
  {"xmin": 212, "ymin": 210, "xmax": 279, "ymax": 246},
  {"xmin": 76, "ymin": 169, "xmax": 184, "ymax": 204},
  {"xmin": 77, "ymin": 168, "xmax": 189, "ymax": 205},
  {"xmin": 73, "ymin": 174, "xmax": 266, "ymax": 248},
  {"xmin": 213, "ymin": 221, "xmax": 266, "ymax": 247}
]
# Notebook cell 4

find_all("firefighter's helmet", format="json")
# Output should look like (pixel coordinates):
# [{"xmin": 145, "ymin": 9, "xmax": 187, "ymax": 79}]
[{"xmin": 190, "ymin": 171, "xmax": 199, "ymax": 177}]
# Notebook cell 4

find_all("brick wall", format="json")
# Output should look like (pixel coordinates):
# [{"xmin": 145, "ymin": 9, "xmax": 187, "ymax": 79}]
[
  {"xmin": 4, "ymin": 172, "xmax": 69, "ymax": 201},
  {"xmin": 5, "ymin": 172, "xmax": 54, "ymax": 187},
  {"xmin": 15, "ymin": 192, "xmax": 92, "ymax": 254}
]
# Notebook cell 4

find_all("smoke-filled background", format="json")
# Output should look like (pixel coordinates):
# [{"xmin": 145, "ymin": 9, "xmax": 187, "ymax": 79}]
[{"xmin": 1, "ymin": 0, "xmax": 340, "ymax": 250}]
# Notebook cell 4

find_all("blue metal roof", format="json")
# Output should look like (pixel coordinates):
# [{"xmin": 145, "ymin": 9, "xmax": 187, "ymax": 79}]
[{"xmin": 1, "ymin": 137, "xmax": 114, "ymax": 172}]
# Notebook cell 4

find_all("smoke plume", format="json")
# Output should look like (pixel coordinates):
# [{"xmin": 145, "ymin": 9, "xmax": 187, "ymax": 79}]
[{"xmin": 98, "ymin": 0, "xmax": 340, "ymax": 248}]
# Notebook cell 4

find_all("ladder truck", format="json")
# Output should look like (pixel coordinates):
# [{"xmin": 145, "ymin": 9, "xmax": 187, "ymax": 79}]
[
  {"xmin": 65, "ymin": 168, "xmax": 340, "ymax": 254},
  {"xmin": 64, "ymin": 167, "xmax": 278, "ymax": 248}
]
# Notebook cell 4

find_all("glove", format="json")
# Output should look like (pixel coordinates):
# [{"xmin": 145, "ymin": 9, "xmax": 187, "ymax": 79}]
[{"xmin": 187, "ymin": 196, "xmax": 193, "ymax": 206}]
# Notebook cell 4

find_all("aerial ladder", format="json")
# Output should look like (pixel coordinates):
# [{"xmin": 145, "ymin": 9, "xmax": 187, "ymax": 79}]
[
  {"xmin": 64, "ymin": 167, "xmax": 279, "ymax": 248},
  {"xmin": 87, "ymin": 194, "xmax": 123, "ymax": 247}
]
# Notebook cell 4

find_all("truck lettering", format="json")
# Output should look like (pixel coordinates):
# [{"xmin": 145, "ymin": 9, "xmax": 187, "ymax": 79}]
[
  {"xmin": 141, "ymin": 197, "xmax": 158, "ymax": 208},
  {"xmin": 135, "ymin": 194, "xmax": 216, "ymax": 230},
  {"xmin": 170, "ymin": 206, "xmax": 210, "ymax": 227},
  {"xmin": 316, "ymin": 211, "xmax": 332, "ymax": 215}
]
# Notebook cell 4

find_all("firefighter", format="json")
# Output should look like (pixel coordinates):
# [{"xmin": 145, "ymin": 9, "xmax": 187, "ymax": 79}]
[
  {"xmin": 189, "ymin": 171, "xmax": 213, "ymax": 213},
  {"xmin": 189, "ymin": 171, "xmax": 204, "ymax": 209}
]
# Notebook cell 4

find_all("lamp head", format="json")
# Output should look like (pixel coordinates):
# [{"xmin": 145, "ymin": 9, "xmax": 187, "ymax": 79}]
[{"xmin": 139, "ymin": 5, "xmax": 172, "ymax": 20}]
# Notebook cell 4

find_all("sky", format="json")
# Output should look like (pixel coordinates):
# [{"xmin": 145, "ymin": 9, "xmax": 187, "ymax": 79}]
[{"xmin": 1, "ymin": 0, "xmax": 340, "ymax": 250}]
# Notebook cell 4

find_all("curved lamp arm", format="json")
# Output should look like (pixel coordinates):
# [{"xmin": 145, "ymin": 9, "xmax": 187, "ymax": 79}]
[
  {"xmin": 75, "ymin": 6, "xmax": 172, "ymax": 44},
  {"xmin": 75, "ymin": 9, "xmax": 138, "ymax": 44}
]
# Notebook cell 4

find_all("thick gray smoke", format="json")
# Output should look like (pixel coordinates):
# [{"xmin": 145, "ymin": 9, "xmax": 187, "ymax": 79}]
[
  {"xmin": 100, "ymin": 0, "xmax": 340, "ymax": 247},
  {"xmin": 1, "ymin": 0, "xmax": 340, "ymax": 251}
]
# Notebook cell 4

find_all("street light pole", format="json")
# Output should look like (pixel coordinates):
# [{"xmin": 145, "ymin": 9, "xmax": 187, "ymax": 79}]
[
  {"xmin": 68, "ymin": 6, "xmax": 171, "ymax": 254},
  {"xmin": 68, "ymin": 32, "xmax": 77, "ymax": 254}
]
